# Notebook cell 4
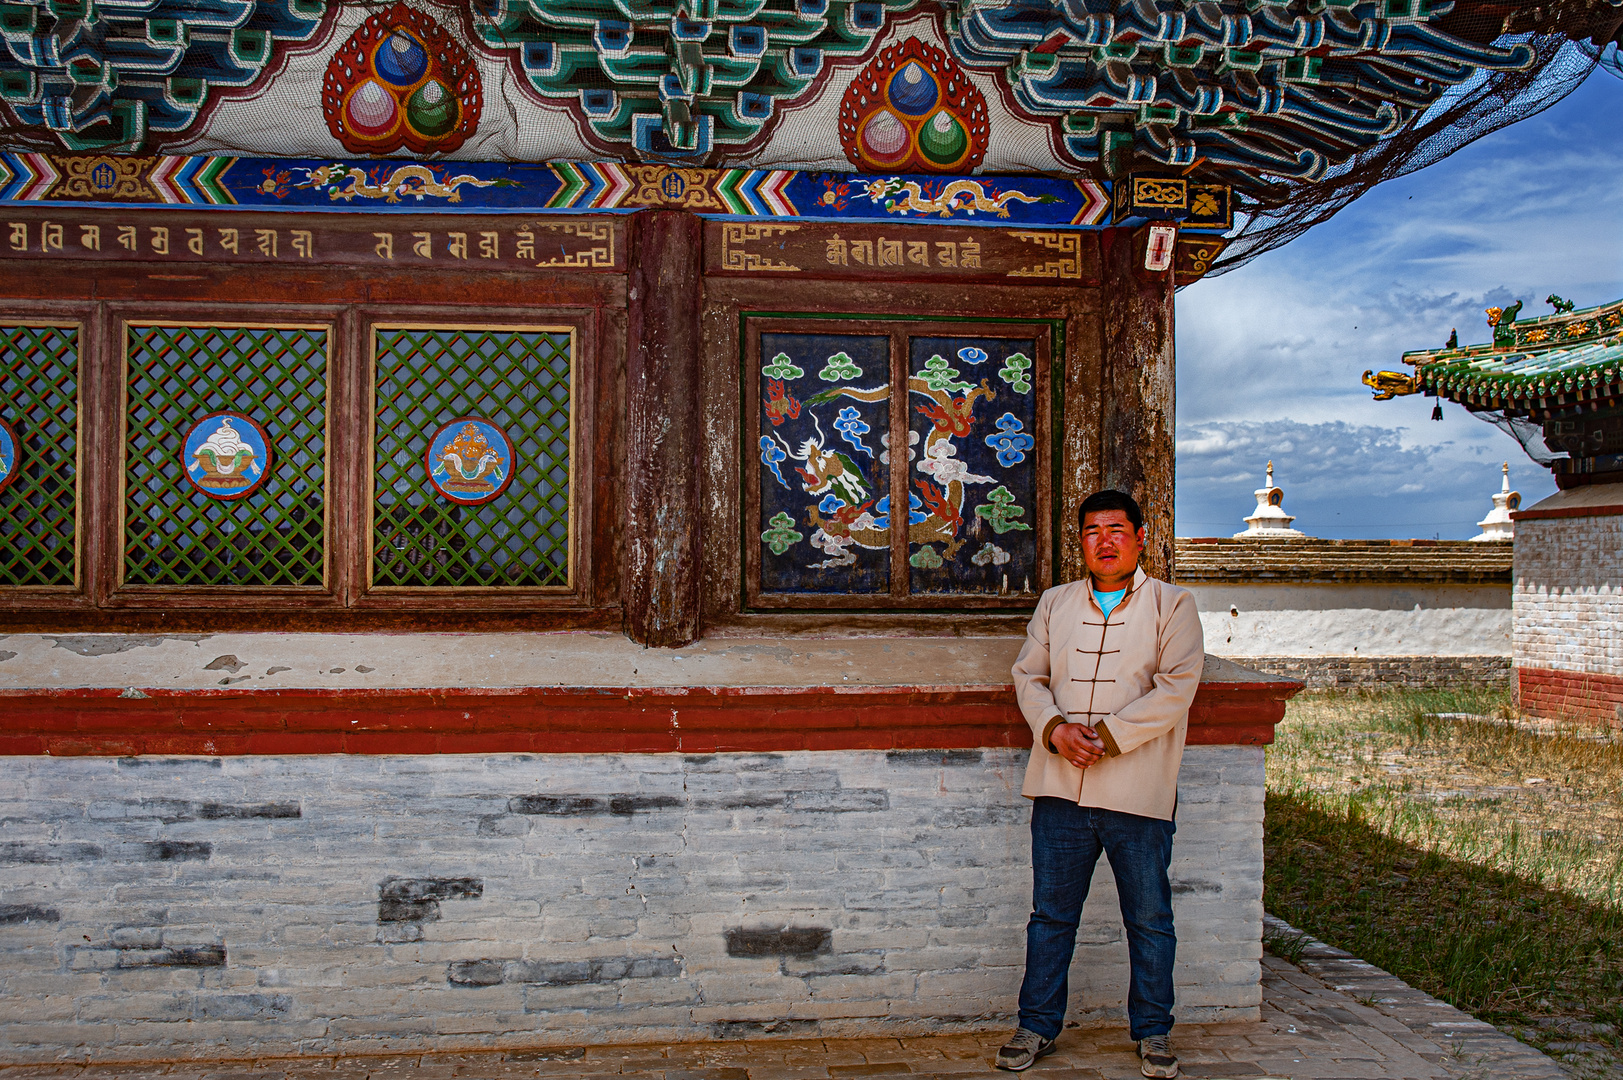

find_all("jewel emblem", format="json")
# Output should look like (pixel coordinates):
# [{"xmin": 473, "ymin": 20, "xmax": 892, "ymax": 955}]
[
  {"xmin": 0, "ymin": 417, "xmax": 17, "ymax": 496},
  {"xmin": 181, "ymin": 412, "xmax": 273, "ymax": 501},
  {"xmin": 426, "ymin": 418, "xmax": 516, "ymax": 505},
  {"xmin": 839, "ymin": 38, "xmax": 988, "ymax": 173},
  {"xmin": 323, "ymin": 2, "xmax": 482, "ymax": 155}
]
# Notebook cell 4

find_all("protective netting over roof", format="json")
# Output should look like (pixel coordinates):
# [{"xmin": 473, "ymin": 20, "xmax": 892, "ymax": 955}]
[
  {"xmin": 0, "ymin": 0, "xmax": 1615, "ymax": 267},
  {"xmin": 1209, "ymin": 0, "xmax": 1623, "ymax": 274}
]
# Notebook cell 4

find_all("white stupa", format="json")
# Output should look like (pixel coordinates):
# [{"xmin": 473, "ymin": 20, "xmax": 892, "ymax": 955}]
[
  {"xmin": 1234, "ymin": 461, "xmax": 1306, "ymax": 539},
  {"xmin": 1469, "ymin": 463, "xmax": 1519, "ymax": 542}
]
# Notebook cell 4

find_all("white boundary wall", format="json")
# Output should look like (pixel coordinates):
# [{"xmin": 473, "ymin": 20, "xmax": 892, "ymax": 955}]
[{"xmin": 1184, "ymin": 583, "xmax": 1510, "ymax": 658}]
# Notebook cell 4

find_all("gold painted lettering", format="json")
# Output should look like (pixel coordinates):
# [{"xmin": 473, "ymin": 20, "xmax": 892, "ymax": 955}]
[
  {"xmin": 255, "ymin": 229, "xmax": 277, "ymax": 258},
  {"xmin": 412, "ymin": 231, "xmax": 432, "ymax": 258},
  {"xmin": 478, "ymin": 231, "xmax": 498, "ymax": 259},
  {"xmin": 960, "ymin": 240, "xmax": 981, "ymax": 269},
  {"xmin": 849, "ymin": 240, "xmax": 873, "ymax": 265},
  {"xmin": 373, "ymin": 233, "xmax": 394, "ymax": 260},
  {"xmin": 515, "ymin": 231, "xmax": 535, "ymax": 260},
  {"xmin": 117, "ymin": 226, "xmax": 137, "ymax": 251},
  {"xmin": 7, "ymin": 223, "xmax": 26, "ymax": 251},
  {"xmin": 447, "ymin": 232, "xmax": 468, "ymax": 260},
  {"xmin": 934, "ymin": 241, "xmax": 957, "ymax": 267},
  {"xmin": 877, "ymin": 237, "xmax": 902, "ymax": 267},
  {"xmin": 41, "ymin": 222, "xmax": 62, "ymax": 252},
  {"xmin": 217, "ymin": 228, "xmax": 239, "ymax": 254},
  {"xmin": 291, "ymin": 230, "xmax": 313, "ymax": 258},
  {"xmin": 80, "ymin": 224, "xmax": 100, "ymax": 252},
  {"xmin": 907, "ymin": 241, "xmax": 930, "ymax": 266},
  {"xmin": 150, "ymin": 227, "xmax": 169, "ymax": 255},
  {"xmin": 186, "ymin": 228, "xmax": 204, "ymax": 256},
  {"xmin": 825, "ymin": 235, "xmax": 848, "ymax": 266}
]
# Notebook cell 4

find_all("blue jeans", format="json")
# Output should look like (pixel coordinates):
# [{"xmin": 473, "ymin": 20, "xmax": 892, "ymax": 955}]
[{"xmin": 1016, "ymin": 797, "xmax": 1177, "ymax": 1042}]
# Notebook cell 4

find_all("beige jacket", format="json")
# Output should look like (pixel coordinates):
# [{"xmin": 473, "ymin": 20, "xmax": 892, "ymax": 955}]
[{"xmin": 1012, "ymin": 567, "xmax": 1204, "ymax": 820}]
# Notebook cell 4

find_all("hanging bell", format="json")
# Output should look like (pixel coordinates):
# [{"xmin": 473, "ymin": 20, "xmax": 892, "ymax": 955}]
[{"xmin": 1431, "ymin": 402, "xmax": 1443, "ymax": 422}]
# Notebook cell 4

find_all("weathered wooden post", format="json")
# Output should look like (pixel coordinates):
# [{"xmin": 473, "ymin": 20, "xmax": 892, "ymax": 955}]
[
  {"xmin": 1101, "ymin": 225, "xmax": 1178, "ymax": 582},
  {"xmin": 624, "ymin": 209, "xmax": 704, "ymax": 647}
]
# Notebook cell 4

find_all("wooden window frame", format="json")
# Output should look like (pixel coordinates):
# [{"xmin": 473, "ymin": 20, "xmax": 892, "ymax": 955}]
[
  {"xmin": 0, "ymin": 307, "xmax": 86, "ymax": 603},
  {"xmin": 351, "ymin": 309, "xmax": 593, "ymax": 611},
  {"xmin": 106, "ymin": 306, "xmax": 341, "ymax": 610},
  {"xmin": 742, "ymin": 313, "xmax": 1056, "ymax": 612},
  {"xmin": 0, "ymin": 296, "xmax": 605, "ymax": 622}
]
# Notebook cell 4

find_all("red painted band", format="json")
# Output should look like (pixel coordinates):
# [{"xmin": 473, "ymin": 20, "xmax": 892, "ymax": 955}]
[
  {"xmin": 1518, "ymin": 666, "xmax": 1623, "ymax": 726},
  {"xmin": 0, "ymin": 681, "xmax": 1298, "ymax": 756},
  {"xmin": 1511, "ymin": 504, "xmax": 1623, "ymax": 521}
]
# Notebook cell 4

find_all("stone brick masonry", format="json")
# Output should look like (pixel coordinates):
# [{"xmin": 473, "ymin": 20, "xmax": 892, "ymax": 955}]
[
  {"xmin": 1514, "ymin": 511, "xmax": 1623, "ymax": 724},
  {"xmin": 1234, "ymin": 655, "xmax": 1512, "ymax": 690},
  {"xmin": 0, "ymin": 747, "xmax": 1263, "ymax": 1062}
]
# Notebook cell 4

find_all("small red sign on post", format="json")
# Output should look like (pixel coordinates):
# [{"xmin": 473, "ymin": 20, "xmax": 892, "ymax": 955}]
[{"xmin": 1144, "ymin": 224, "xmax": 1177, "ymax": 272}]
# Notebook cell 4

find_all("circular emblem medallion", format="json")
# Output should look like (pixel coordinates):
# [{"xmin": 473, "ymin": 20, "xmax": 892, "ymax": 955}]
[
  {"xmin": 181, "ymin": 412, "xmax": 273, "ymax": 501},
  {"xmin": 0, "ymin": 417, "xmax": 18, "ymax": 496},
  {"xmin": 426, "ymin": 417, "xmax": 515, "ymax": 505}
]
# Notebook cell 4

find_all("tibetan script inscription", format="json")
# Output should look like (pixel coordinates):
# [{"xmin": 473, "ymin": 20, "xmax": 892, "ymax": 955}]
[
  {"xmin": 704, "ymin": 220, "xmax": 1098, "ymax": 282},
  {"xmin": 0, "ymin": 208, "xmax": 625, "ymax": 272}
]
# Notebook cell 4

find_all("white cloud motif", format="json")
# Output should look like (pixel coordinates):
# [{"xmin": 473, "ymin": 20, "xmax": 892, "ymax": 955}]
[
  {"xmin": 972, "ymin": 542, "xmax": 1010, "ymax": 567},
  {"xmin": 917, "ymin": 439, "xmax": 995, "ymax": 486}
]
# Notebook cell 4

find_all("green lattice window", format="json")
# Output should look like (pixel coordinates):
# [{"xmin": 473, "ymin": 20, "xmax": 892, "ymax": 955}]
[
  {"xmin": 372, "ymin": 326, "xmax": 573, "ymax": 589},
  {"xmin": 123, "ymin": 324, "xmax": 329, "ymax": 587},
  {"xmin": 0, "ymin": 324, "xmax": 78, "ymax": 587}
]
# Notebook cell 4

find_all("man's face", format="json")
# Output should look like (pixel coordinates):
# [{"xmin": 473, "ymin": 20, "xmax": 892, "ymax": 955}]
[{"xmin": 1081, "ymin": 509, "xmax": 1145, "ymax": 584}]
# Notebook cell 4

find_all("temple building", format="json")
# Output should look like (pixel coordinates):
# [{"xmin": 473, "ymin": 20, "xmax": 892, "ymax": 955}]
[
  {"xmin": 1368, "ymin": 296, "xmax": 1623, "ymax": 724},
  {"xmin": 1, "ymin": 0, "xmax": 1619, "ymax": 1063}
]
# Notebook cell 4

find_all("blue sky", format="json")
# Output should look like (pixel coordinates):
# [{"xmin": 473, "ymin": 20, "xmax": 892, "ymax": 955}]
[{"xmin": 1173, "ymin": 70, "xmax": 1623, "ymax": 539}]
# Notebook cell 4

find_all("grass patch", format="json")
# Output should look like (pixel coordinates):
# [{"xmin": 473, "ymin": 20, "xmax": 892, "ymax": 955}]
[{"xmin": 1264, "ymin": 687, "xmax": 1623, "ymax": 1078}]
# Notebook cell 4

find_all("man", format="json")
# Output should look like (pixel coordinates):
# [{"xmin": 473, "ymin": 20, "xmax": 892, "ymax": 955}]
[{"xmin": 996, "ymin": 489, "xmax": 1204, "ymax": 1079}]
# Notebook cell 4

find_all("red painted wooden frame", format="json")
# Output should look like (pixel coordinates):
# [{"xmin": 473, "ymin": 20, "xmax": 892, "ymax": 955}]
[{"xmin": 0, "ymin": 675, "xmax": 1299, "ymax": 756}]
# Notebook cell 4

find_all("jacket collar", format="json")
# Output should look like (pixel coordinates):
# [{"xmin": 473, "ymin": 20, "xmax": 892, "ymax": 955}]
[{"xmin": 1085, "ymin": 566, "xmax": 1148, "ymax": 614}]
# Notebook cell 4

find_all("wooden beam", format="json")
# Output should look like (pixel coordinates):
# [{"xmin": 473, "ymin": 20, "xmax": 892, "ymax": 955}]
[
  {"xmin": 1099, "ymin": 226, "xmax": 1177, "ymax": 581},
  {"xmin": 623, "ymin": 209, "xmax": 703, "ymax": 646}
]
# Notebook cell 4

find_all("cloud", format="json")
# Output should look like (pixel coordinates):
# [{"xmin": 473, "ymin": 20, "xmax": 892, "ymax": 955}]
[
  {"xmin": 1171, "ymin": 73, "xmax": 1620, "ymax": 538},
  {"xmin": 1175, "ymin": 418, "xmax": 1553, "ymax": 539}
]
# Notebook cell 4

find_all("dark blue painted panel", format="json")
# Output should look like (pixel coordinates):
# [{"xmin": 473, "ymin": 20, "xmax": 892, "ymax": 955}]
[
  {"xmin": 905, "ymin": 336, "xmax": 1038, "ymax": 596},
  {"xmin": 757, "ymin": 333, "xmax": 890, "ymax": 595}
]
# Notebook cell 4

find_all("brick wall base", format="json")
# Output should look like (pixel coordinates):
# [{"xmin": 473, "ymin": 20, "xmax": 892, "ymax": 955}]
[
  {"xmin": 1517, "ymin": 666, "xmax": 1623, "ymax": 727},
  {"xmin": 0, "ymin": 748, "xmax": 1263, "ymax": 1061},
  {"xmin": 1219, "ymin": 655, "xmax": 1513, "ymax": 690}
]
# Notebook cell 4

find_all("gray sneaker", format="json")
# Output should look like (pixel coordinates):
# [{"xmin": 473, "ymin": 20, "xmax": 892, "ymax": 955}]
[
  {"xmin": 1137, "ymin": 1034, "xmax": 1179, "ymax": 1078},
  {"xmin": 995, "ymin": 1027, "xmax": 1057, "ymax": 1071}
]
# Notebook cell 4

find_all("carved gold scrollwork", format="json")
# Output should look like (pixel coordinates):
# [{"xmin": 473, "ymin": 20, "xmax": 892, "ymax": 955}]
[
  {"xmin": 534, "ymin": 222, "xmax": 616, "ymax": 268},
  {"xmin": 1362, "ymin": 369, "xmax": 1421, "ymax": 400},
  {"xmin": 54, "ymin": 155, "xmax": 156, "ymax": 200},
  {"xmin": 1132, "ymin": 177, "xmax": 1187, "ymax": 208},
  {"xmin": 624, "ymin": 166, "xmax": 726, "ymax": 211},
  {"xmin": 720, "ymin": 223, "xmax": 801, "ymax": 272},
  {"xmin": 1005, "ymin": 230, "xmax": 1081, "ymax": 279},
  {"xmin": 1180, "ymin": 242, "xmax": 1221, "ymax": 275}
]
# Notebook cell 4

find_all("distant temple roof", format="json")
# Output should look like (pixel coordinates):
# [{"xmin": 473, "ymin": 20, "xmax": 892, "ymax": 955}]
[
  {"xmin": 1366, "ymin": 296, "xmax": 1623, "ymax": 485},
  {"xmin": 1366, "ymin": 297, "xmax": 1623, "ymax": 412}
]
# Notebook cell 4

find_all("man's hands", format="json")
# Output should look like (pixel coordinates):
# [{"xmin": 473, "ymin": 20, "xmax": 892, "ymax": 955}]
[{"xmin": 1051, "ymin": 722, "xmax": 1107, "ymax": 770}]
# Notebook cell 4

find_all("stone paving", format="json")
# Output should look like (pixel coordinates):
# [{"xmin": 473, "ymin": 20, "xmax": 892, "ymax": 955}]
[{"xmin": 0, "ymin": 919, "xmax": 1568, "ymax": 1080}]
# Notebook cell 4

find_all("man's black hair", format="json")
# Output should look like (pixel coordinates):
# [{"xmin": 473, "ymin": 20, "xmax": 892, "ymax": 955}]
[{"xmin": 1078, "ymin": 489, "xmax": 1143, "ymax": 532}]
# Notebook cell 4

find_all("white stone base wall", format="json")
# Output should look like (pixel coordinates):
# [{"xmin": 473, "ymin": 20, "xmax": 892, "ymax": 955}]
[
  {"xmin": 1514, "ymin": 514, "xmax": 1623, "ymax": 676},
  {"xmin": 0, "ymin": 747, "xmax": 1263, "ymax": 1061},
  {"xmin": 1184, "ymin": 584, "xmax": 1511, "ymax": 658}
]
